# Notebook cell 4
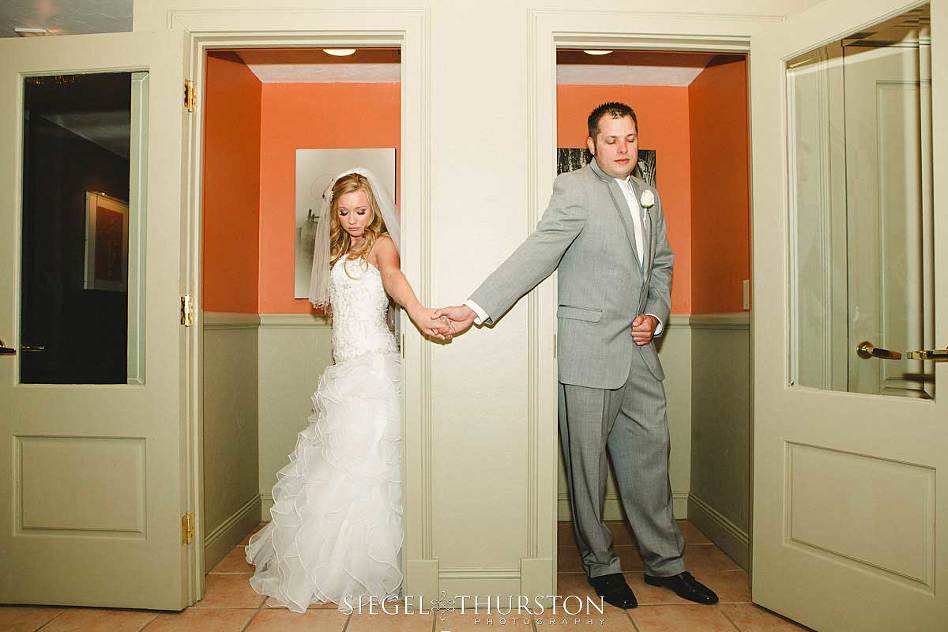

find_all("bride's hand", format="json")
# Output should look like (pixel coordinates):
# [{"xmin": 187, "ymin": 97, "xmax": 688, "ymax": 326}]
[{"xmin": 409, "ymin": 306, "xmax": 455, "ymax": 341}]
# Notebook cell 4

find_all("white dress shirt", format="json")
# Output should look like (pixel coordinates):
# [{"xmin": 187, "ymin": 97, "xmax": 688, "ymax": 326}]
[{"xmin": 465, "ymin": 174, "xmax": 663, "ymax": 336}]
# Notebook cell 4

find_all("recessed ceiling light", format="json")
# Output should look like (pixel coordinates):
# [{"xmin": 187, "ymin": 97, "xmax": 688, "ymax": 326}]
[
  {"xmin": 583, "ymin": 50, "xmax": 613, "ymax": 56},
  {"xmin": 323, "ymin": 49, "xmax": 356, "ymax": 57},
  {"xmin": 14, "ymin": 27, "xmax": 50, "ymax": 37}
]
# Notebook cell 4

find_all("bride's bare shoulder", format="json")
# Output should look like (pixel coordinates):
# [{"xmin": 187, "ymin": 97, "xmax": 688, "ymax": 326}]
[{"xmin": 369, "ymin": 233, "xmax": 398, "ymax": 268}]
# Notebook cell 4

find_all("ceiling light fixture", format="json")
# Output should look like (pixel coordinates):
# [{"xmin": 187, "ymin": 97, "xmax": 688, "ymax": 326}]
[
  {"xmin": 583, "ymin": 50, "xmax": 613, "ymax": 56},
  {"xmin": 15, "ymin": 27, "xmax": 51, "ymax": 37},
  {"xmin": 323, "ymin": 49, "xmax": 357, "ymax": 57}
]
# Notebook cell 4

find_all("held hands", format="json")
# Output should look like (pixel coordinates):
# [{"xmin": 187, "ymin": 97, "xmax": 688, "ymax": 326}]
[
  {"xmin": 432, "ymin": 304, "xmax": 477, "ymax": 336},
  {"xmin": 409, "ymin": 305, "xmax": 455, "ymax": 341},
  {"xmin": 631, "ymin": 314, "xmax": 659, "ymax": 346}
]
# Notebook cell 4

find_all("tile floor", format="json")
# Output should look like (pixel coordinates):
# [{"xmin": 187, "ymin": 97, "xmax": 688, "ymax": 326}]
[{"xmin": 1, "ymin": 520, "xmax": 810, "ymax": 631}]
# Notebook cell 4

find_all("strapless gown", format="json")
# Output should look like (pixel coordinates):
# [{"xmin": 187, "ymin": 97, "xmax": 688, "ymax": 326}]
[{"xmin": 245, "ymin": 256, "xmax": 402, "ymax": 613}]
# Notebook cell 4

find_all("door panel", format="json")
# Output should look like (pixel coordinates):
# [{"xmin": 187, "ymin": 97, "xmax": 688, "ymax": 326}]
[
  {"xmin": 0, "ymin": 31, "xmax": 190, "ymax": 609},
  {"xmin": 752, "ymin": 0, "xmax": 947, "ymax": 629}
]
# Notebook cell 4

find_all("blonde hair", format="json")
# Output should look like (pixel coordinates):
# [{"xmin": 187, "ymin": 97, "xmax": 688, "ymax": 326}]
[{"xmin": 328, "ymin": 173, "xmax": 390, "ymax": 268}]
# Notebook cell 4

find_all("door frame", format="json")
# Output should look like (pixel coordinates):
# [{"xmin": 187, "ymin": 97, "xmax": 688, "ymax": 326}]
[
  {"xmin": 171, "ymin": 9, "xmax": 433, "ymax": 605},
  {"xmin": 528, "ymin": 9, "xmax": 767, "ymax": 596}
]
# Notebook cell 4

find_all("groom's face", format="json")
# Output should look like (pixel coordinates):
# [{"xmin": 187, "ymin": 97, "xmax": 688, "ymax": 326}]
[{"xmin": 587, "ymin": 114, "xmax": 638, "ymax": 179}]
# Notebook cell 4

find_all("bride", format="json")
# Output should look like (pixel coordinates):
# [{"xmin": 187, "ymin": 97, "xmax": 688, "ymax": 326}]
[{"xmin": 245, "ymin": 168, "xmax": 452, "ymax": 613}]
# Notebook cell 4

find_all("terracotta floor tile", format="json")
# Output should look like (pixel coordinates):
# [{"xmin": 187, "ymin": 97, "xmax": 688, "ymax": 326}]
[
  {"xmin": 631, "ymin": 604, "xmax": 737, "ymax": 632},
  {"xmin": 244, "ymin": 608, "xmax": 349, "ymax": 631},
  {"xmin": 616, "ymin": 545, "xmax": 645, "ymax": 571},
  {"xmin": 556, "ymin": 572, "xmax": 598, "ymax": 601},
  {"xmin": 679, "ymin": 520, "xmax": 713, "ymax": 544},
  {"xmin": 263, "ymin": 597, "xmax": 337, "ymax": 610},
  {"xmin": 0, "ymin": 606, "xmax": 65, "ymax": 632},
  {"xmin": 557, "ymin": 545, "xmax": 585, "ymax": 572},
  {"xmin": 605, "ymin": 521, "xmax": 637, "ymax": 545},
  {"xmin": 558, "ymin": 521, "xmax": 577, "ymax": 544},
  {"xmin": 705, "ymin": 570, "xmax": 751, "ymax": 604},
  {"xmin": 39, "ymin": 607, "xmax": 156, "ymax": 631},
  {"xmin": 434, "ymin": 607, "xmax": 534, "ymax": 631},
  {"xmin": 142, "ymin": 608, "xmax": 256, "ymax": 632},
  {"xmin": 345, "ymin": 610, "xmax": 433, "ymax": 632},
  {"xmin": 210, "ymin": 546, "xmax": 255, "ymax": 574},
  {"xmin": 684, "ymin": 544, "xmax": 741, "ymax": 573},
  {"xmin": 193, "ymin": 574, "xmax": 266, "ymax": 609},
  {"xmin": 720, "ymin": 603, "xmax": 812, "ymax": 631}
]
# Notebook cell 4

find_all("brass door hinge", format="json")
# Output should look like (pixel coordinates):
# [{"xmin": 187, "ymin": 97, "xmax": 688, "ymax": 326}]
[
  {"xmin": 182, "ymin": 512, "xmax": 194, "ymax": 544},
  {"xmin": 184, "ymin": 79, "xmax": 195, "ymax": 112},
  {"xmin": 180, "ymin": 295, "xmax": 194, "ymax": 327}
]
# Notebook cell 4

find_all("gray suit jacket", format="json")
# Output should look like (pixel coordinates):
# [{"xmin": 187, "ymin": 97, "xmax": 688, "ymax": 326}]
[{"xmin": 469, "ymin": 160, "xmax": 673, "ymax": 389}]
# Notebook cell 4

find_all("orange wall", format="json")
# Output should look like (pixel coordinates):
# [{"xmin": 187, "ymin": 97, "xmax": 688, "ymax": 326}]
[
  {"xmin": 258, "ymin": 83, "xmax": 401, "ymax": 314},
  {"xmin": 201, "ymin": 53, "xmax": 262, "ymax": 313},
  {"xmin": 557, "ymin": 85, "xmax": 693, "ymax": 314},
  {"xmin": 688, "ymin": 56, "xmax": 750, "ymax": 314}
]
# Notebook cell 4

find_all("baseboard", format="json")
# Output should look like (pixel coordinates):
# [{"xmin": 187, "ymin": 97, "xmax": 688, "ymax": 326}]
[
  {"xmin": 260, "ymin": 493, "xmax": 273, "ymax": 521},
  {"xmin": 557, "ymin": 491, "xmax": 688, "ymax": 522},
  {"xmin": 204, "ymin": 495, "xmax": 262, "ymax": 572},
  {"xmin": 687, "ymin": 493, "xmax": 749, "ymax": 570}
]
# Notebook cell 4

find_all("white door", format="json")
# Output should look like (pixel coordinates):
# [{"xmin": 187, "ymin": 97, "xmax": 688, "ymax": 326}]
[
  {"xmin": 751, "ymin": 0, "xmax": 946, "ymax": 630},
  {"xmin": 0, "ymin": 31, "xmax": 192, "ymax": 609}
]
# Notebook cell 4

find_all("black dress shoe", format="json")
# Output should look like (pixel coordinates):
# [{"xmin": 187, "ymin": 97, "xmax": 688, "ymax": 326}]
[
  {"xmin": 644, "ymin": 571, "xmax": 719, "ymax": 605},
  {"xmin": 587, "ymin": 572, "xmax": 638, "ymax": 609}
]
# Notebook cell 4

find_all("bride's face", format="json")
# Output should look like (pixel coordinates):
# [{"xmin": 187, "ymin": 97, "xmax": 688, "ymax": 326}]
[{"xmin": 335, "ymin": 189, "xmax": 374, "ymax": 241}]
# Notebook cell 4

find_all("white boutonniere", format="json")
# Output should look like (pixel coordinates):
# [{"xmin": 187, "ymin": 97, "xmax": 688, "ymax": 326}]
[{"xmin": 639, "ymin": 189, "xmax": 655, "ymax": 209}]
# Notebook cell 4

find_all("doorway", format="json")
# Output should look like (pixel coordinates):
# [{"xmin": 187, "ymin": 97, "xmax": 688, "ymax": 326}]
[
  {"xmin": 195, "ymin": 45, "xmax": 405, "ymax": 602},
  {"xmin": 552, "ymin": 47, "xmax": 760, "ymax": 623}
]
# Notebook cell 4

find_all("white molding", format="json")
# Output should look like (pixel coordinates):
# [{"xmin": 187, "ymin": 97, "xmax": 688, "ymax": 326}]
[
  {"xmin": 257, "ymin": 313, "xmax": 331, "ymax": 329},
  {"xmin": 689, "ymin": 312, "xmax": 751, "ymax": 329},
  {"xmin": 531, "ymin": 13, "xmax": 758, "ymax": 587},
  {"xmin": 181, "ymin": 7, "xmax": 433, "ymax": 605},
  {"xmin": 201, "ymin": 311, "xmax": 261, "ymax": 330}
]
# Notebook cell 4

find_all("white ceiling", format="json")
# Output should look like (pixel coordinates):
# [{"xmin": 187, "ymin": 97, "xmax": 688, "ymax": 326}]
[
  {"xmin": 0, "ymin": 0, "xmax": 131, "ymax": 37},
  {"xmin": 241, "ymin": 61, "xmax": 401, "ymax": 84},
  {"xmin": 556, "ymin": 64, "xmax": 709, "ymax": 87}
]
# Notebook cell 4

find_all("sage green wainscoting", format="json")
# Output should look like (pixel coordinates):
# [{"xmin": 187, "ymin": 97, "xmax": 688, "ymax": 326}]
[{"xmin": 688, "ymin": 312, "xmax": 751, "ymax": 570}]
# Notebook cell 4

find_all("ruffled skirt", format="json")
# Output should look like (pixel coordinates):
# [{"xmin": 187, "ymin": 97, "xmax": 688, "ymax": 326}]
[{"xmin": 245, "ymin": 351, "xmax": 403, "ymax": 613}]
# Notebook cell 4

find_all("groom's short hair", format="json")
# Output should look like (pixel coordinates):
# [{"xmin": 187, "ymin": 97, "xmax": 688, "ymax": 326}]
[{"xmin": 587, "ymin": 102, "xmax": 638, "ymax": 141}]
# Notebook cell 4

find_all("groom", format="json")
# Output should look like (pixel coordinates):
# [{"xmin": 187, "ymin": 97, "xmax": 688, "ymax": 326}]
[{"xmin": 437, "ymin": 103, "xmax": 717, "ymax": 608}]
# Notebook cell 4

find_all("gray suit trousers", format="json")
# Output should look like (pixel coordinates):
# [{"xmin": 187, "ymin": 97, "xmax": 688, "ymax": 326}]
[{"xmin": 558, "ymin": 347, "xmax": 685, "ymax": 578}]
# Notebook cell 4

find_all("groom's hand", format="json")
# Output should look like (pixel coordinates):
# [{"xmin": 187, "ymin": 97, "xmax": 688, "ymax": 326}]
[
  {"xmin": 434, "ymin": 305, "xmax": 477, "ymax": 336},
  {"xmin": 631, "ymin": 314, "xmax": 659, "ymax": 346}
]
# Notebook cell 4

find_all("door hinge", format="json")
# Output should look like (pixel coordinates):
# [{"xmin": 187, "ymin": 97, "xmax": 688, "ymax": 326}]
[
  {"xmin": 180, "ymin": 294, "xmax": 194, "ymax": 327},
  {"xmin": 184, "ymin": 79, "xmax": 195, "ymax": 112},
  {"xmin": 182, "ymin": 512, "xmax": 194, "ymax": 545},
  {"xmin": 553, "ymin": 334, "xmax": 557, "ymax": 359}
]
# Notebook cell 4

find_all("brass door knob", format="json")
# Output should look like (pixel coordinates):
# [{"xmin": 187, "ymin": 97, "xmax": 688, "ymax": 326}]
[{"xmin": 856, "ymin": 341, "xmax": 902, "ymax": 360}]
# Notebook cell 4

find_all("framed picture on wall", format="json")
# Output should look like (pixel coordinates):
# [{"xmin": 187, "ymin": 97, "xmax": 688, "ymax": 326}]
[
  {"xmin": 83, "ymin": 191, "xmax": 129, "ymax": 292},
  {"xmin": 557, "ymin": 147, "xmax": 657, "ymax": 187},
  {"xmin": 294, "ymin": 148, "xmax": 397, "ymax": 299}
]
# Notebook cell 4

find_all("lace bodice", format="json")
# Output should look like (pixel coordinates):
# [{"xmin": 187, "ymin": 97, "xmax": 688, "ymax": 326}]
[{"xmin": 329, "ymin": 257, "xmax": 398, "ymax": 363}]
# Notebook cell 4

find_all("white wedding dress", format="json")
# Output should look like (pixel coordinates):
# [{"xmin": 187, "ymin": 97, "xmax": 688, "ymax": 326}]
[{"xmin": 245, "ymin": 255, "xmax": 403, "ymax": 613}]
